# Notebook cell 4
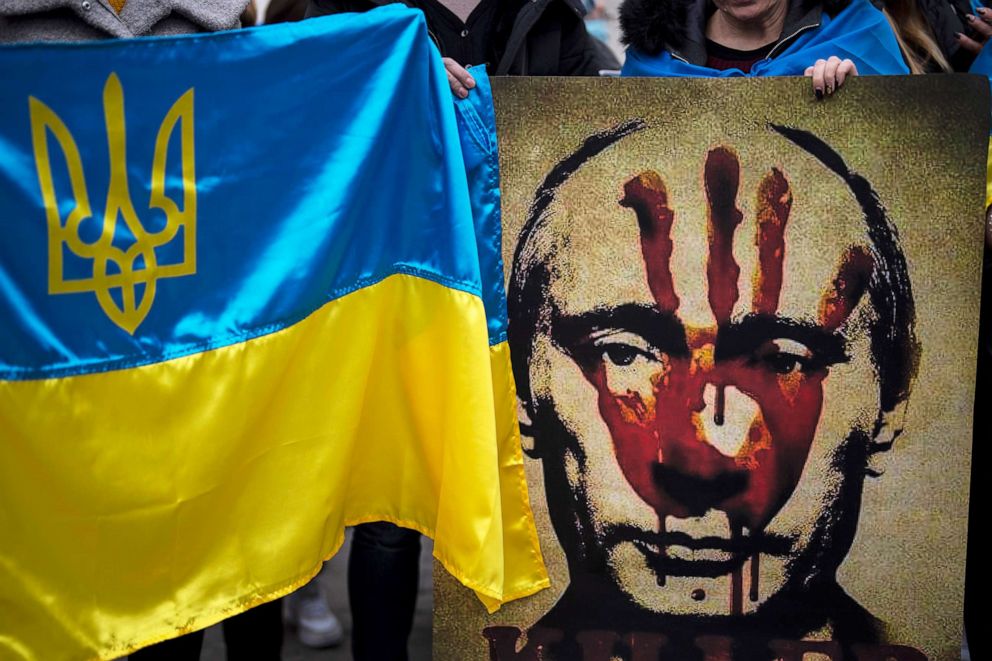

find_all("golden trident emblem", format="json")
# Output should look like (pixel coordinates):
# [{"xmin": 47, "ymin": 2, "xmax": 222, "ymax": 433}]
[{"xmin": 29, "ymin": 73, "xmax": 196, "ymax": 335}]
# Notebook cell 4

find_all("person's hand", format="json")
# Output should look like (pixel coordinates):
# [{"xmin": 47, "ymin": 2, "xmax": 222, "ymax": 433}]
[
  {"xmin": 957, "ymin": 7, "xmax": 992, "ymax": 54},
  {"xmin": 444, "ymin": 58, "xmax": 475, "ymax": 99},
  {"xmin": 804, "ymin": 57, "xmax": 858, "ymax": 99}
]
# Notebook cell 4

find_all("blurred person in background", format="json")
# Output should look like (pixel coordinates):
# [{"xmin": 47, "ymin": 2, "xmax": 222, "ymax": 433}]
[
  {"xmin": 307, "ymin": 0, "xmax": 619, "ymax": 99},
  {"xmin": 878, "ymin": 0, "xmax": 962, "ymax": 71},
  {"xmin": 283, "ymin": 565, "xmax": 345, "ymax": 650},
  {"xmin": 617, "ymin": 0, "xmax": 909, "ymax": 94}
]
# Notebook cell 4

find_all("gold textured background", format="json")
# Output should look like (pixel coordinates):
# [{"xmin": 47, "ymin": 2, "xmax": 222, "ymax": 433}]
[{"xmin": 434, "ymin": 75, "xmax": 987, "ymax": 660}]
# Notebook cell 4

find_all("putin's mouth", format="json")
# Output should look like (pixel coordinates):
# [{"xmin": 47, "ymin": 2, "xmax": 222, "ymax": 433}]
[
  {"xmin": 633, "ymin": 532, "xmax": 750, "ymax": 577},
  {"xmin": 612, "ymin": 511, "xmax": 790, "ymax": 578}
]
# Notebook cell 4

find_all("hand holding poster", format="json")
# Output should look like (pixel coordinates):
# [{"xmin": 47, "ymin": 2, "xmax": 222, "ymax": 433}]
[{"xmin": 434, "ymin": 74, "xmax": 988, "ymax": 661}]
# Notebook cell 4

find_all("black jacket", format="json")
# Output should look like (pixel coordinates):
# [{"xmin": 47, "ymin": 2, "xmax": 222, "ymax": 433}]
[
  {"xmin": 911, "ymin": 0, "xmax": 974, "ymax": 71},
  {"xmin": 307, "ymin": 0, "xmax": 619, "ymax": 74}
]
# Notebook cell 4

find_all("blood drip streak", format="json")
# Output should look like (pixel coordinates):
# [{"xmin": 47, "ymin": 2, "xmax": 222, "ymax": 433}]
[
  {"xmin": 818, "ymin": 246, "xmax": 874, "ymax": 330},
  {"xmin": 730, "ymin": 521, "xmax": 744, "ymax": 615},
  {"xmin": 657, "ymin": 516, "xmax": 667, "ymax": 587},
  {"xmin": 621, "ymin": 172, "xmax": 680, "ymax": 313},
  {"xmin": 704, "ymin": 148, "xmax": 744, "ymax": 425},
  {"xmin": 749, "ymin": 552, "xmax": 760, "ymax": 602},
  {"xmin": 752, "ymin": 169, "xmax": 793, "ymax": 315}
]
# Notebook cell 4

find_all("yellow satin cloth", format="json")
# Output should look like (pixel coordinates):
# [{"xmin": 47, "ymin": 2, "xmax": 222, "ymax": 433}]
[
  {"xmin": 0, "ymin": 274, "xmax": 548, "ymax": 659},
  {"xmin": 986, "ymin": 139, "xmax": 992, "ymax": 209}
]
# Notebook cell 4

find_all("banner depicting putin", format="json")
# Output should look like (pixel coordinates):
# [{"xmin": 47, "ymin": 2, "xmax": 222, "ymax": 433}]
[{"xmin": 434, "ymin": 75, "xmax": 988, "ymax": 661}]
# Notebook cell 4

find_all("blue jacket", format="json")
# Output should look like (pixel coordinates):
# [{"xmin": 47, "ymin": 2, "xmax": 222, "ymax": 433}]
[{"xmin": 620, "ymin": 0, "xmax": 909, "ymax": 77}]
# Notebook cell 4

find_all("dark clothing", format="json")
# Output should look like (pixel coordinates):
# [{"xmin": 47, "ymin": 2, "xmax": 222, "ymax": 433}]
[
  {"xmin": 910, "ymin": 0, "xmax": 976, "ymax": 71},
  {"xmin": 307, "ymin": 0, "xmax": 619, "ymax": 74},
  {"xmin": 414, "ymin": 0, "xmax": 500, "ymax": 67},
  {"xmin": 128, "ymin": 599, "xmax": 284, "ymax": 661},
  {"xmin": 704, "ymin": 39, "xmax": 775, "ymax": 72},
  {"xmin": 129, "ymin": 629, "xmax": 206, "ymax": 661},
  {"xmin": 621, "ymin": 0, "xmax": 908, "ymax": 75},
  {"xmin": 619, "ymin": 0, "xmax": 848, "ymax": 65},
  {"xmin": 264, "ymin": 0, "xmax": 308, "ymax": 22},
  {"xmin": 348, "ymin": 522, "xmax": 423, "ymax": 661}
]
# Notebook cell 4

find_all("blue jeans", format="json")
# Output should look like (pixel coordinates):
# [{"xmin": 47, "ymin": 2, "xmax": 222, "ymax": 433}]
[{"xmin": 348, "ymin": 521, "xmax": 422, "ymax": 661}]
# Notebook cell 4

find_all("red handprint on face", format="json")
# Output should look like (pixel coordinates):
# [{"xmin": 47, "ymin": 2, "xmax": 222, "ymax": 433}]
[{"xmin": 568, "ymin": 147, "xmax": 874, "ymax": 599}]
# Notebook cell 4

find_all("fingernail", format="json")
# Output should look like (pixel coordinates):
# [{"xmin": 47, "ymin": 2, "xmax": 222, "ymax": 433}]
[
  {"xmin": 815, "ymin": 87, "xmax": 823, "ymax": 100},
  {"xmin": 978, "ymin": 7, "xmax": 987, "ymax": 14},
  {"xmin": 967, "ymin": 13, "xmax": 976, "ymax": 21},
  {"xmin": 826, "ymin": 84, "xmax": 834, "ymax": 95},
  {"xmin": 466, "ymin": 78, "xmax": 476, "ymax": 88},
  {"xmin": 459, "ymin": 89, "xmax": 468, "ymax": 98}
]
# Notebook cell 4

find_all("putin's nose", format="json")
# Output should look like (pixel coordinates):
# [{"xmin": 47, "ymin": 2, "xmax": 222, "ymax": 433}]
[{"xmin": 653, "ymin": 373, "xmax": 756, "ymax": 515}]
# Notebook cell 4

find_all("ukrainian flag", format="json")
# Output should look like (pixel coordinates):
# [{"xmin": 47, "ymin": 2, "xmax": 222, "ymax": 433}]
[{"xmin": 0, "ymin": 9, "xmax": 547, "ymax": 659}]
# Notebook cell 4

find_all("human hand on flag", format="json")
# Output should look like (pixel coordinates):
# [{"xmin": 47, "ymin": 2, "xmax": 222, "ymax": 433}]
[{"xmin": 444, "ymin": 57, "xmax": 477, "ymax": 98}]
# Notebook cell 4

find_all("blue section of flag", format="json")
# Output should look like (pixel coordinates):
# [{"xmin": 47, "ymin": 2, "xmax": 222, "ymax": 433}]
[
  {"xmin": 454, "ymin": 68, "xmax": 509, "ymax": 346},
  {"xmin": 0, "ymin": 8, "xmax": 507, "ymax": 379}
]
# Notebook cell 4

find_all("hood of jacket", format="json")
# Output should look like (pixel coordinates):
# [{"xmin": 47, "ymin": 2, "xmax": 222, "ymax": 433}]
[{"xmin": 619, "ymin": 0, "xmax": 851, "ymax": 61}]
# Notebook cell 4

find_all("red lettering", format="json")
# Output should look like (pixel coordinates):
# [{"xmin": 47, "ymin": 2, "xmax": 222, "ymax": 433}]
[
  {"xmin": 483, "ymin": 626, "xmax": 563, "ymax": 661},
  {"xmin": 575, "ymin": 630, "xmax": 621, "ymax": 661}
]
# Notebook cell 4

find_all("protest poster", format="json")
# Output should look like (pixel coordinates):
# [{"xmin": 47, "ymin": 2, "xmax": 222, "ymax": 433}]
[{"xmin": 434, "ymin": 75, "xmax": 987, "ymax": 661}]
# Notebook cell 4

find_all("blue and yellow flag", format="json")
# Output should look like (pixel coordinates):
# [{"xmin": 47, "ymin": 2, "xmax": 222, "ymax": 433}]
[{"xmin": 0, "ymin": 9, "xmax": 548, "ymax": 659}]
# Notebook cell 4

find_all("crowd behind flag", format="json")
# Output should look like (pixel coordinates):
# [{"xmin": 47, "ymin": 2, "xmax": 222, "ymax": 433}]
[{"xmin": 0, "ymin": 9, "xmax": 548, "ymax": 659}]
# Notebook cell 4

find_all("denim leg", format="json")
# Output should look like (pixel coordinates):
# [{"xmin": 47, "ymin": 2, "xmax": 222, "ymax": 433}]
[{"xmin": 348, "ymin": 521, "xmax": 422, "ymax": 661}]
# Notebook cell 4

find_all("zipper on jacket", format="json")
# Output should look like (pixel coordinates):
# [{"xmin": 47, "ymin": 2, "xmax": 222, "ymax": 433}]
[{"xmin": 765, "ymin": 23, "xmax": 818, "ymax": 59}]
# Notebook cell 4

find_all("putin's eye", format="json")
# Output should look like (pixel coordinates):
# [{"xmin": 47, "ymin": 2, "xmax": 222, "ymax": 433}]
[
  {"xmin": 602, "ymin": 344, "xmax": 649, "ymax": 366},
  {"xmin": 592, "ymin": 332, "xmax": 663, "ymax": 368},
  {"xmin": 755, "ymin": 338, "xmax": 815, "ymax": 375}
]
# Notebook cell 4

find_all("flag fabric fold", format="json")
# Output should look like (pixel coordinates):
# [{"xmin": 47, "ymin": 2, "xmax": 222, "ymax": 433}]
[{"xmin": 0, "ymin": 9, "xmax": 547, "ymax": 660}]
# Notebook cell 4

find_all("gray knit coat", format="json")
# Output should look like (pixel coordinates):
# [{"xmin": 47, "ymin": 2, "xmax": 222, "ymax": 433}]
[{"xmin": 0, "ymin": 0, "xmax": 249, "ymax": 43}]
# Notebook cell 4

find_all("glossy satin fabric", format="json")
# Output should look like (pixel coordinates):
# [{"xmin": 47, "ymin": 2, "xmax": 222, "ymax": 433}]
[
  {"xmin": 1, "ymin": 8, "xmax": 485, "ymax": 379},
  {"xmin": 621, "ymin": 0, "xmax": 910, "ymax": 77},
  {"xmin": 0, "ymin": 10, "xmax": 547, "ymax": 660},
  {"xmin": 453, "ymin": 69, "xmax": 551, "ymax": 610}
]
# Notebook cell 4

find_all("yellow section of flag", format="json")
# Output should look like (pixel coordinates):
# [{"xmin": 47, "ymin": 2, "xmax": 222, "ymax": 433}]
[{"xmin": 0, "ymin": 274, "xmax": 548, "ymax": 660}]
